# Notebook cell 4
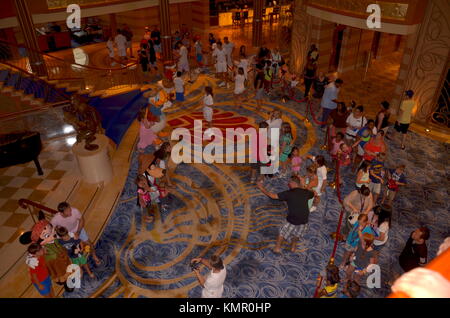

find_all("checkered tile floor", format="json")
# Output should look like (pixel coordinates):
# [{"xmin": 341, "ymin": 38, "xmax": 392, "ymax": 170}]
[{"xmin": 0, "ymin": 139, "xmax": 76, "ymax": 250}]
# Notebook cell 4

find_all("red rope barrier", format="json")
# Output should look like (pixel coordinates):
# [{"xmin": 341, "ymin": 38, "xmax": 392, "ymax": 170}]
[
  {"xmin": 307, "ymin": 99, "xmax": 327, "ymax": 126},
  {"xmin": 313, "ymin": 154, "xmax": 346, "ymax": 297}
]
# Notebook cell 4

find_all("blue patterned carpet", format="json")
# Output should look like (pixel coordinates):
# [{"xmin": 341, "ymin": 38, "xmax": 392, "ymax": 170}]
[{"xmin": 64, "ymin": 76, "xmax": 450, "ymax": 298}]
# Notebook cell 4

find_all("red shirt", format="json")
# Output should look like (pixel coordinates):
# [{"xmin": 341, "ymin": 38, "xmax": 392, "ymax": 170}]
[
  {"xmin": 29, "ymin": 256, "xmax": 49, "ymax": 283},
  {"xmin": 363, "ymin": 141, "xmax": 382, "ymax": 161}
]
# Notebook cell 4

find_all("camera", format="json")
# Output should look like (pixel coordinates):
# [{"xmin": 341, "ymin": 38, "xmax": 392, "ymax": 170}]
[{"xmin": 190, "ymin": 261, "xmax": 200, "ymax": 271}]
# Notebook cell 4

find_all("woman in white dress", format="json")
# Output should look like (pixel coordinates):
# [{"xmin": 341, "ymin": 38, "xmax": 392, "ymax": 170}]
[
  {"xmin": 203, "ymin": 86, "xmax": 214, "ymax": 130},
  {"xmin": 106, "ymin": 37, "xmax": 115, "ymax": 66},
  {"xmin": 233, "ymin": 67, "xmax": 246, "ymax": 108}
]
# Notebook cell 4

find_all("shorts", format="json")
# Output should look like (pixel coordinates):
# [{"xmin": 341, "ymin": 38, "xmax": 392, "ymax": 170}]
[
  {"xmin": 33, "ymin": 275, "xmax": 52, "ymax": 296},
  {"xmin": 344, "ymin": 243, "xmax": 358, "ymax": 252},
  {"xmin": 216, "ymin": 61, "xmax": 227, "ymax": 73},
  {"xmin": 203, "ymin": 106, "xmax": 213, "ymax": 122},
  {"xmin": 368, "ymin": 182, "xmax": 381, "ymax": 194},
  {"xmin": 118, "ymin": 48, "xmax": 127, "ymax": 57},
  {"xmin": 234, "ymin": 87, "xmax": 245, "ymax": 95},
  {"xmin": 280, "ymin": 221, "xmax": 307, "ymax": 242},
  {"xmin": 357, "ymin": 145, "xmax": 365, "ymax": 156},
  {"xmin": 386, "ymin": 188, "xmax": 398, "ymax": 201},
  {"xmin": 373, "ymin": 243, "xmax": 385, "ymax": 252},
  {"xmin": 71, "ymin": 255, "xmax": 88, "ymax": 266},
  {"xmin": 154, "ymin": 44, "xmax": 162, "ymax": 53},
  {"xmin": 255, "ymin": 87, "xmax": 265, "ymax": 100},
  {"xmin": 196, "ymin": 54, "xmax": 203, "ymax": 63},
  {"xmin": 178, "ymin": 62, "xmax": 190, "ymax": 72},
  {"xmin": 395, "ymin": 122, "xmax": 410, "ymax": 134},
  {"xmin": 79, "ymin": 228, "xmax": 90, "ymax": 242},
  {"xmin": 176, "ymin": 92, "xmax": 185, "ymax": 101}
]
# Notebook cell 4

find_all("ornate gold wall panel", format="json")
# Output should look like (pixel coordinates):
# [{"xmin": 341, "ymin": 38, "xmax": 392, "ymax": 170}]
[
  {"xmin": 401, "ymin": 0, "xmax": 450, "ymax": 122},
  {"xmin": 308, "ymin": 0, "xmax": 409, "ymax": 21},
  {"xmin": 290, "ymin": 0, "xmax": 312, "ymax": 74}
]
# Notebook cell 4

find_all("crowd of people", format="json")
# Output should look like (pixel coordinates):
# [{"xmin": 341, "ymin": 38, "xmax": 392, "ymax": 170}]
[{"xmin": 23, "ymin": 25, "xmax": 447, "ymax": 299}]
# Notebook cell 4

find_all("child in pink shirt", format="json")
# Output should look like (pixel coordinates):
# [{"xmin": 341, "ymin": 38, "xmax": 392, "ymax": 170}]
[
  {"xmin": 330, "ymin": 132, "xmax": 345, "ymax": 161},
  {"xmin": 289, "ymin": 147, "xmax": 302, "ymax": 176}
]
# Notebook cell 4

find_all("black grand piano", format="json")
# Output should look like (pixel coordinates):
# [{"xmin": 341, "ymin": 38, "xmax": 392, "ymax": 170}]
[{"xmin": 0, "ymin": 131, "xmax": 43, "ymax": 175}]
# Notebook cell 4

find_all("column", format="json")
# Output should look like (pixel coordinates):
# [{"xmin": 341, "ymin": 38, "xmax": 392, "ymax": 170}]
[
  {"xmin": 14, "ymin": 0, "xmax": 47, "ymax": 76},
  {"xmin": 158, "ymin": 0, "xmax": 173, "ymax": 62},
  {"xmin": 390, "ymin": 0, "xmax": 450, "ymax": 123},
  {"xmin": 252, "ymin": 0, "xmax": 264, "ymax": 48},
  {"xmin": 109, "ymin": 13, "xmax": 118, "ymax": 38},
  {"xmin": 289, "ymin": 0, "xmax": 312, "ymax": 74}
]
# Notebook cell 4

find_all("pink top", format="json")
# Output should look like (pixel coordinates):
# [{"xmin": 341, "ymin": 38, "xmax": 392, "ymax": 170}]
[
  {"xmin": 291, "ymin": 156, "xmax": 302, "ymax": 172},
  {"xmin": 331, "ymin": 139, "xmax": 344, "ymax": 156},
  {"xmin": 138, "ymin": 188, "xmax": 151, "ymax": 204},
  {"xmin": 50, "ymin": 207, "xmax": 82, "ymax": 234}
]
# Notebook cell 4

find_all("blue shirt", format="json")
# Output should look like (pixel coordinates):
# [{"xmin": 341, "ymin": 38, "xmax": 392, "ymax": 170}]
[
  {"xmin": 346, "ymin": 222, "xmax": 376, "ymax": 248},
  {"xmin": 357, "ymin": 127, "xmax": 371, "ymax": 148},
  {"xmin": 369, "ymin": 159, "xmax": 384, "ymax": 184},
  {"xmin": 320, "ymin": 82, "xmax": 339, "ymax": 110}
]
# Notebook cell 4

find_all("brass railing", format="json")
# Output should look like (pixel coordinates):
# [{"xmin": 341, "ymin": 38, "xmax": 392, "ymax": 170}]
[
  {"xmin": 0, "ymin": 39, "xmax": 143, "ymax": 94},
  {"xmin": 18, "ymin": 198, "xmax": 58, "ymax": 224}
]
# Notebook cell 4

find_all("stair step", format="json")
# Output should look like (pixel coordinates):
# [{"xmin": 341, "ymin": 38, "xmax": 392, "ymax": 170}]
[
  {"xmin": 30, "ymin": 98, "xmax": 44, "ymax": 106},
  {"xmin": 1, "ymin": 86, "xmax": 14, "ymax": 93},
  {"xmin": 21, "ymin": 94, "xmax": 35, "ymax": 101},
  {"xmin": 10, "ymin": 90, "xmax": 24, "ymax": 97}
]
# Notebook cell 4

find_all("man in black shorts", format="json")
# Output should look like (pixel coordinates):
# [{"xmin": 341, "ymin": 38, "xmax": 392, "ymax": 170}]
[{"xmin": 257, "ymin": 177, "xmax": 314, "ymax": 253}]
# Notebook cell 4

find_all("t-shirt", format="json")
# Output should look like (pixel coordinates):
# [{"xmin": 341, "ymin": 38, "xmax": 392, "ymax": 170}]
[
  {"xmin": 28, "ymin": 256, "xmax": 49, "ymax": 283},
  {"xmin": 346, "ymin": 222, "xmax": 376, "ymax": 248},
  {"xmin": 387, "ymin": 169, "xmax": 407, "ymax": 190},
  {"xmin": 320, "ymin": 284, "xmax": 338, "ymax": 298},
  {"xmin": 174, "ymin": 77, "xmax": 184, "ymax": 93},
  {"xmin": 398, "ymin": 99, "xmax": 415, "ymax": 124},
  {"xmin": 353, "ymin": 245, "xmax": 376, "ymax": 270},
  {"xmin": 202, "ymin": 267, "xmax": 227, "ymax": 298},
  {"xmin": 204, "ymin": 94, "xmax": 213, "ymax": 106},
  {"xmin": 357, "ymin": 127, "xmax": 372, "ymax": 148},
  {"xmin": 343, "ymin": 190, "xmax": 373, "ymax": 214},
  {"xmin": 194, "ymin": 41, "xmax": 202, "ymax": 55},
  {"xmin": 369, "ymin": 159, "xmax": 384, "ymax": 184},
  {"xmin": 329, "ymin": 109, "xmax": 348, "ymax": 128},
  {"xmin": 223, "ymin": 42, "xmax": 235, "ymax": 56},
  {"xmin": 58, "ymin": 236, "xmax": 82, "ymax": 258},
  {"xmin": 114, "ymin": 34, "xmax": 127, "ymax": 48},
  {"xmin": 320, "ymin": 82, "xmax": 339, "ymax": 110},
  {"xmin": 346, "ymin": 114, "xmax": 367, "ymax": 137},
  {"xmin": 277, "ymin": 188, "xmax": 315, "ymax": 225},
  {"xmin": 316, "ymin": 166, "xmax": 327, "ymax": 194},
  {"xmin": 151, "ymin": 30, "xmax": 161, "ymax": 45},
  {"xmin": 179, "ymin": 46, "xmax": 189, "ymax": 65},
  {"xmin": 363, "ymin": 141, "xmax": 382, "ymax": 162},
  {"xmin": 399, "ymin": 233, "xmax": 428, "ymax": 272},
  {"xmin": 373, "ymin": 222, "xmax": 389, "ymax": 246},
  {"xmin": 213, "ymin": 48, "xmax": 227, "ymax": 64},
  {"xmin": 51, "ymin": 207, "xmax": 82, "ymax": 234}
]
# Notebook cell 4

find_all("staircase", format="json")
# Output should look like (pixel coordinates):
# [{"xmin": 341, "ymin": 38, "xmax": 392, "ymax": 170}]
[{"xmin": 0, "ymin": 39, "xmax": 152, "ymax": 145}]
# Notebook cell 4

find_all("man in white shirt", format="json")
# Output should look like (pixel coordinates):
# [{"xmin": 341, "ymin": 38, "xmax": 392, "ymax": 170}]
[
  {"xmin": 320, "ymin": 78, "xmax": 343, "ymax": 128},
  {"xmin": 191, "ymin": 255, "xmax": 227, "ymax": 298},
  {"xmin": 114, "ymin": 29, "xmax": 127, "ymax": 61},
  {"xmin": 213, "ymin": 42, "xmax": 228, "ymax": 87},
  {"xmin": 51, "ymin": 202, "xmax": 101, "ymax": 265},
  {"xmin": 223, "ymin": 37, "xmax": 235, "ymax": 67},
  {"xmin": 176, "ymin": 42, "xmax": 191, "ymax": 82}
]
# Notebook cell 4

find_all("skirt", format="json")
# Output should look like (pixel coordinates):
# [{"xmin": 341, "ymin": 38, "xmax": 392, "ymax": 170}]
[{"xmin": 203, "ymin": 106, "xmax": 213, "ymax": 122}]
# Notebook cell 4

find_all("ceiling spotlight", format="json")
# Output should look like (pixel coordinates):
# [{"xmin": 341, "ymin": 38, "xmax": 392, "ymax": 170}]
[{"xmin": 425, "ymin": 128, "xmax": 431, "ymax": 132}]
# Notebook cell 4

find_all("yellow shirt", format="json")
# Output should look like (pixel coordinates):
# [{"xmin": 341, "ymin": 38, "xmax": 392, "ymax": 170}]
[
  {"xmin": 320, "ymin": 283, "xmax": 338, "ymax": 298},
  {"xmin": 398, "ymin": 99, "xmax": 415, "ymax": 124}
]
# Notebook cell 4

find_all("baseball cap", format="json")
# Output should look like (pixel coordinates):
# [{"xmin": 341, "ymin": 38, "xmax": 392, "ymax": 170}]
[{"xmin": 405, "ymin": 90, "xmax": 414, "ymax": 97}]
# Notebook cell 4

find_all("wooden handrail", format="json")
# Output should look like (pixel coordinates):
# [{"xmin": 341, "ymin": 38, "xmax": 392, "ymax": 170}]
[
  {"xmin": 388, "ymin": 248, "xmax": 450, "ymax": 298},
  {"xmin": 18, "ymin": 199, "xmax": 58, "ymax": 215}
]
